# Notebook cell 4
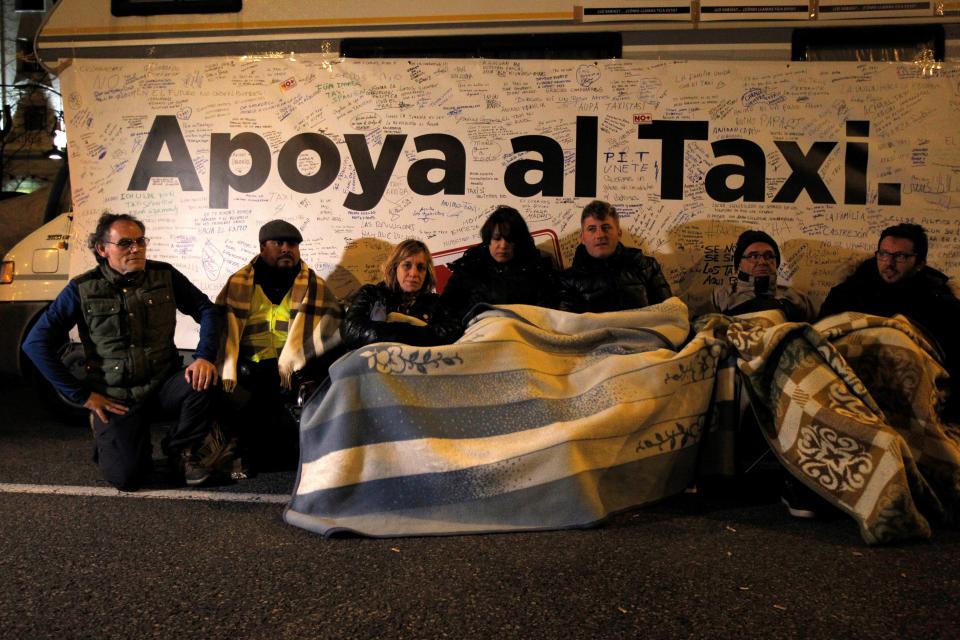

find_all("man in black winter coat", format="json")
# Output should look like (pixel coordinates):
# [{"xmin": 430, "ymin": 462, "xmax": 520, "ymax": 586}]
[
  {"xmin": 820, "ymin": 223, "xmax": 960, "ymax": 420},
  {"xmin": 560, "ymin": 200, "xmax": 672, "ymax": 313}
]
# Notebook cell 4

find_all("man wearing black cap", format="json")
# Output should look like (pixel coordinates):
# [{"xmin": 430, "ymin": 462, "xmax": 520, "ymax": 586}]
[
  {"xmin": 216, "ymin": 219, "xmax": 342, "ymax": 471},
  {"xmin": 560, "ymin": 200, "xmax": 673, "ymax": 313},
  {"xmin": 711, "ymin": 229, "xmax": 813, "ymax": 322}
]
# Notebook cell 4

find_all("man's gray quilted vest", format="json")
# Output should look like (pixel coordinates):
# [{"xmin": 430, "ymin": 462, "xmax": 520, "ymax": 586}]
[{"xmin": 76, "ymin": 262, "xmax": 179, "ymax": 402}]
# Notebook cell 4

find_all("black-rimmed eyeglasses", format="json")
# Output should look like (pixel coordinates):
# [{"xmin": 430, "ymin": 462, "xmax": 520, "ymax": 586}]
[
  {"xmin": 741, "ymin": 251, "xmax": 776, "ymax": 263},
  {"xmin": 104, "ymin": 237, "xmax": 149, "ymax": 250},
  {"xmin": 875, "ymin": 250, "xmax": 915, "ymax": 264}
]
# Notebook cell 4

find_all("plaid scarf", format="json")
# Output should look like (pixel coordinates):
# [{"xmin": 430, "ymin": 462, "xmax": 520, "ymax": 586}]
[{"xmin": 216, "ymin": 257, "xmax": 342, "ymax": 391}]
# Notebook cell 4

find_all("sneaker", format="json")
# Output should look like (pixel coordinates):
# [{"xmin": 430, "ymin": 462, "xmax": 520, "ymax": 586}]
[
  {"xmin": 781, "ymin": 476, "xmax": 821, "ymax": 519},
  {"xmin": 180, "ymin": 449, "xmax": 212, "ymax": 487}
]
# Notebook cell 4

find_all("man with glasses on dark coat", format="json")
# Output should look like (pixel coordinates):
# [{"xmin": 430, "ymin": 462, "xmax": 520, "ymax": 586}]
[{"xmin": 820, "ymin": 223, "xmax": 960, "ymax": 420}]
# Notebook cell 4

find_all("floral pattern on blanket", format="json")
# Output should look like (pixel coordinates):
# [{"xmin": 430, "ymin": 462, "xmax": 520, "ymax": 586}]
[{"xmin": 360, "ymin": 345, "xmax": 464, "ymax": 374}]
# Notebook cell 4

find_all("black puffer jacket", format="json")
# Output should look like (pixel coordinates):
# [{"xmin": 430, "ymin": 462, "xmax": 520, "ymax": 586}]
[
  {"xmin": 560, "ymin": 244, "xmax": 672, "ymax": 313},
  {"xmin": 820, "ymin": 259, "xmax": 960, "ymax": 420},
  {"xmin": 820, "ymin": 260, "xmax": 960, "ymax": 324},
  {"xmin": 441, "ymin": 245, "xmax": 560, "ymax": 325},
  {"xmin": 340, "ymin": 282, "xmax": 460, "ymax": 350}
]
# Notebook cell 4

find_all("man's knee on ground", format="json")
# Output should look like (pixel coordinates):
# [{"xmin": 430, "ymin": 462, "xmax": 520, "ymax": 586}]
[{"xmin": 100, "ymin": 457, "xmax": 148, "ymax": 492}]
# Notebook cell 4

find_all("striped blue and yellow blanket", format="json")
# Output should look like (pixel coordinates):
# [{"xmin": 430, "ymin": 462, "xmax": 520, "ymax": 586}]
[{"xmin": 285, "ymin": 298, "xmax": 723, "ymax": 537}]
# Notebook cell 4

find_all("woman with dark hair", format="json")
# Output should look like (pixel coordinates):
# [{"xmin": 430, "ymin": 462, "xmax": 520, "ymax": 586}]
[
  {"xmin": 340, "ymin": 239, "xmax": 459, "ymax": 350},
  {"xmin": 441, "ymin": 205, "xmax": 559, "ymax": 326}
]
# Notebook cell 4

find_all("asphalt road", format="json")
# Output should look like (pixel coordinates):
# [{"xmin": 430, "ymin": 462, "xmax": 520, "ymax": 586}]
[{"xmin": 1, "ymin": 382, "xmax": 958, "ymax": 640}]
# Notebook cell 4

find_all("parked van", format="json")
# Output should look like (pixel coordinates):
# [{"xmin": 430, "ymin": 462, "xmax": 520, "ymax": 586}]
[
  {"xmin": 0, "ymin": 161, "xmax": 75, "ymax": 382},
  {"xmin": 0, "ymin": 212, "xmax": 84, "ymax": 391}
]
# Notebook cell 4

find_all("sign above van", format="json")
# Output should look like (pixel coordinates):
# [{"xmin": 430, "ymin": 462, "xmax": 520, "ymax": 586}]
[
  {"xmin": 112, "ymin": 0, "xmax": 241, "ymax": 17},
  {"xmin": 36, "ymin": 0, "xmax": 960, "ymax": 70}
]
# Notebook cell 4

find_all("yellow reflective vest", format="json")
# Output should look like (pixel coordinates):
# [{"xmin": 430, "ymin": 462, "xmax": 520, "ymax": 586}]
[{"xmin": 240, "ymin": 285, "xmax": 292, "ymax": 362}]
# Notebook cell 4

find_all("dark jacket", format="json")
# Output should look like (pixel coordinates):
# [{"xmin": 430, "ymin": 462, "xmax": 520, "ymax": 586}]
[
  {"xmin": 340, "ymin": 282, "xmax": 460, "ymax": 350},
  {"xmin": 23, "ymin": 260, "xmax": 220, "ymax": 404},
  {"xmin": 820, "ymin": 259, "xmax": 960, "ymax": 417},
  {"xmin": 820, "ymin": 260, "xmax": 960, "ymax": 328},
  {"xmin": 560, "ymin": 243, "xmax": 672, "ymax": 313},
  {"xmin": 440, "ymin": 245, "xmax": 560, "ymax": 325}
]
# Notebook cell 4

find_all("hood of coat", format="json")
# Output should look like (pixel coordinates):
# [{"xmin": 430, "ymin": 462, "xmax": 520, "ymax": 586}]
[{"xmin": 449, "ymin": 243, "xmax": 545, "ymax": 275}]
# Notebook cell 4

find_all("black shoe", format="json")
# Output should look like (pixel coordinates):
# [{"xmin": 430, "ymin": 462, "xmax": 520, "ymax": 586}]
[
  {"xmin": 781, "ymin": 476, "xmax": 822, "ymax": 519},
  {"xmin": 180, "ymin": 449, "xmax": 212, "ymax": 487}
]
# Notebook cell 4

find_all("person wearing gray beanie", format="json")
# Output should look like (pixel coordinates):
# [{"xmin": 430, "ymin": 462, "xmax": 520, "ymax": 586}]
[
  {"xmin": 733, "ymin": 229, "xmax": 779, "ymax": 270},
  {"xmin": 713, "ymin": 229, "xmax": 819, "ymax": 520},
  {"xmin": 711, "ymin": 229, "xmax": 813, "ymax": 322}
]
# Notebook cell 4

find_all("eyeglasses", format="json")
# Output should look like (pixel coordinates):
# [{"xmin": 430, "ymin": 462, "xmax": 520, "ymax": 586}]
[
  {"xmin": 741, "ymin": 251, "xmax": 776, "ymax": 263},
  {"xmin": 875, "ymin": 250, "xmax": 916, "ymax": 264},
  {"xmin": 104, "ymin": 237, "xmax": 149, "ymax": 250}
]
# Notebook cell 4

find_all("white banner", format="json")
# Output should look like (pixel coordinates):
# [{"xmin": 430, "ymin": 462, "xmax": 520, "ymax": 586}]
[{"xmin": 61, "ymin": 57, "xmax": 960, "ymax": 344}]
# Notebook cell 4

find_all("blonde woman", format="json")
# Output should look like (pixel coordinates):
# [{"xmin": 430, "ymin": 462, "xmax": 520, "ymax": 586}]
[{"xmin": 340, "ymin": 239, "xmax": 459, "ymax": 349}]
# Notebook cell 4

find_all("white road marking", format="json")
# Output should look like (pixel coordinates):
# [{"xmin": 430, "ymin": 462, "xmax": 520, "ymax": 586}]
[{"xmin": 0, "ymin": 483, "xmax": 289, "ymax": 503}]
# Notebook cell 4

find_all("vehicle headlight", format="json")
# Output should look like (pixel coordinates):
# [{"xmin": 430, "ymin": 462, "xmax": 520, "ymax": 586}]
[{"xmin": 0, "ymin": 260, "xmax": 13, "ymax": 284}]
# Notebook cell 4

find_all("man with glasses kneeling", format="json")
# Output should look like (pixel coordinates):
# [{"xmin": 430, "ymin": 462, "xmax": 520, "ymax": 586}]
[
  {"xmin": 23, "ymin": 213, "xmax": 221, "ymax": 491},
  {"xmin": 820, "ymin": 223, "xmax": 960, "ymax": 419},
  {"xmin": 712, "ymin": 229, "xmax": 813, "ymax": 322}
]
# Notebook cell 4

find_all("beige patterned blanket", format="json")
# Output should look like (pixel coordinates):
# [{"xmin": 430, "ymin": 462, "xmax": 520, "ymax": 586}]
[{"xmin": 711, "ymin": 310, "xmax": 960, "ymax": 543}]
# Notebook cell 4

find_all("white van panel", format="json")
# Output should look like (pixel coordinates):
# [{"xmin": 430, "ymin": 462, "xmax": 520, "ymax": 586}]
[{"xmin": 36, "ymin": 0, "xmax": 960, "ymax": 64}]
